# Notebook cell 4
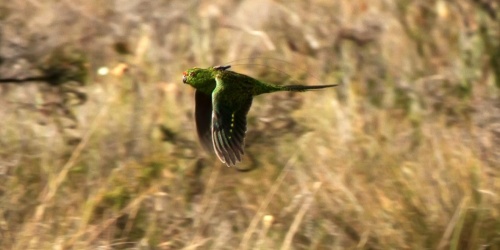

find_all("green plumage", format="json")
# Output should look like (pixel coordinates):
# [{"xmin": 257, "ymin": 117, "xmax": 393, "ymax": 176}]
[{"xmin": 182, "ymin": 65, "xmax": 337, "ymax": 166}]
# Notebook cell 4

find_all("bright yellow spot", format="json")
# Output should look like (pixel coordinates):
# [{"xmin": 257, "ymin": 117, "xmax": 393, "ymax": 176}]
[
  {"xmin": 263, "ymin": 215, "xmax": 274, "ymax": 227},
  {"xmin": 97, "ymin": 67, "xmax": 109, "ymax": 76}
]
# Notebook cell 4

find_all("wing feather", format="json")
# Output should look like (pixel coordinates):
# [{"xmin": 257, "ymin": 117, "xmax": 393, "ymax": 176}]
[
  {"xmin": 195, "ymin": 90, "xmax": 214, "ymax": 153},
  {"xmin": 211, "ymin": 80, "xmax": 252, "ymax": 166}
]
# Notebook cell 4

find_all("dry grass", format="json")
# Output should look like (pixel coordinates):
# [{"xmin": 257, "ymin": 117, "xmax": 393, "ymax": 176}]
[{"xmin": 0, "ymin": 0, "xmax": 499, "ymax": 249}]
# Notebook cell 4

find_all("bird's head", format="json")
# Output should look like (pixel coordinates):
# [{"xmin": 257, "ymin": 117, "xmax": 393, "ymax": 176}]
[{"xmin": 182, "ymin": 67, "xmax": 217, "ymax": 94}]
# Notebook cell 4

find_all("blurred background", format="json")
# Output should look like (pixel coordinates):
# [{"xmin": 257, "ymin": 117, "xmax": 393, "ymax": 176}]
[{"xmin": 0, "ymin": 0, "xmax": 499, "ymax": 249}]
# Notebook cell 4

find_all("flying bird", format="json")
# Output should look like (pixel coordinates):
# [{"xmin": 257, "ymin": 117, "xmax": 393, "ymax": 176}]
[{"xmin": 182, "ymin": 65, "xmax": 337, "ymax": 167}]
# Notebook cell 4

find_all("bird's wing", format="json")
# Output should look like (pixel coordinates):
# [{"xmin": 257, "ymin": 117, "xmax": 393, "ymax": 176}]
[
  {"xmin": 211, "ymin": 79, "xmax": 252, "ymax": 166},
  {"xmin": 195, "ymin": 90, "xmax": 214, "ymax": 153}
]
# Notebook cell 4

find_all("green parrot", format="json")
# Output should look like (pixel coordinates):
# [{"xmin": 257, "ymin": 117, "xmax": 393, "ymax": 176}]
[{"xmin": 182, "ymin": 65, "xmax": 337, "ymax": 167}]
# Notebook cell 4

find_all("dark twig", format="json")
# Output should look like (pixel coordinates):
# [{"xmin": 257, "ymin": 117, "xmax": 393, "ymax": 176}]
[{"xmin": 0, "ymin": 76, "xmax": 52, "ymax": 84}]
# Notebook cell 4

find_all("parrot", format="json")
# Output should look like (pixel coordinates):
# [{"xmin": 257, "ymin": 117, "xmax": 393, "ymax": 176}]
[{"xmin": 182, "ymin": 65, "xmax": 337, "ymax": 167}]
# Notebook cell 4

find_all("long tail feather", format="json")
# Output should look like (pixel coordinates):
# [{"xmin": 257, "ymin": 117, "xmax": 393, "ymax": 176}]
[{"xmin": 284, "ymin": 84, "xmax": 339, "ymax": 92}]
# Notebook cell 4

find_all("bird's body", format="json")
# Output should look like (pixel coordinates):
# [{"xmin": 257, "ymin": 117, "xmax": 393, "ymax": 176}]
[{"xmin": 182, "ymin": 65, "xmax": 337, "ymax": 166}]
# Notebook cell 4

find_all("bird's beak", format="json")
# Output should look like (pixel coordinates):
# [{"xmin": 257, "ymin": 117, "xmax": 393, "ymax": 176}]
[{"xmin": 182, "ymin": 71, "xmax": 188, "ymax": 84}]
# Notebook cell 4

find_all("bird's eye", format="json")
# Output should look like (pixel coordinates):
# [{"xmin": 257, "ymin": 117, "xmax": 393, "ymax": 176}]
[{"xmin": 189, "ymin": 72, "xmax": 196, "ymax": 77}]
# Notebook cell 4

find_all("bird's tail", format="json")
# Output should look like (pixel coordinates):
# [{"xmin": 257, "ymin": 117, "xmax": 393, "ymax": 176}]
[{"xmin": 283, "ymin": 84, "xmax": 339, "ymax": 92}]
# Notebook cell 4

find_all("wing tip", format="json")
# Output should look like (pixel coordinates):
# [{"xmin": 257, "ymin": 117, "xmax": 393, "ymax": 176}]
[{"xmin": 213, "ymin": 138, "xmax": 245, "ymax": 167}]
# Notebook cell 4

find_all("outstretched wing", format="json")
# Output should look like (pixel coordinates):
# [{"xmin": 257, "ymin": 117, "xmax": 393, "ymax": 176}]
[
  {"xmin": 195, "ymin": 90, "xmax": 214, "ymax": 153},
  {"xmin": 211, "ymin": 82, "xmax": 252, "ymax": 166}
]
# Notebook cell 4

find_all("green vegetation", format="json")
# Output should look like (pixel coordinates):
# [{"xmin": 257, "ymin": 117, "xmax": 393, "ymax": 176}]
[{"xmin": 0, "ymin": 0, "xmax": 499, "ymax": 249}]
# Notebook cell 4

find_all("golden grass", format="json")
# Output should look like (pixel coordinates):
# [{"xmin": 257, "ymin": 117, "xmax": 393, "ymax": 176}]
[{"xmin": 0, "ymin": 0, "xmax": 499, "ymax": 249}]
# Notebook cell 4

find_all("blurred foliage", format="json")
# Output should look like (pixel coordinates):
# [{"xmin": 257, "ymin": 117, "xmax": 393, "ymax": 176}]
[{"xmin": 0, "ymin": 0, "xmax": 499, "ymax": 249}]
